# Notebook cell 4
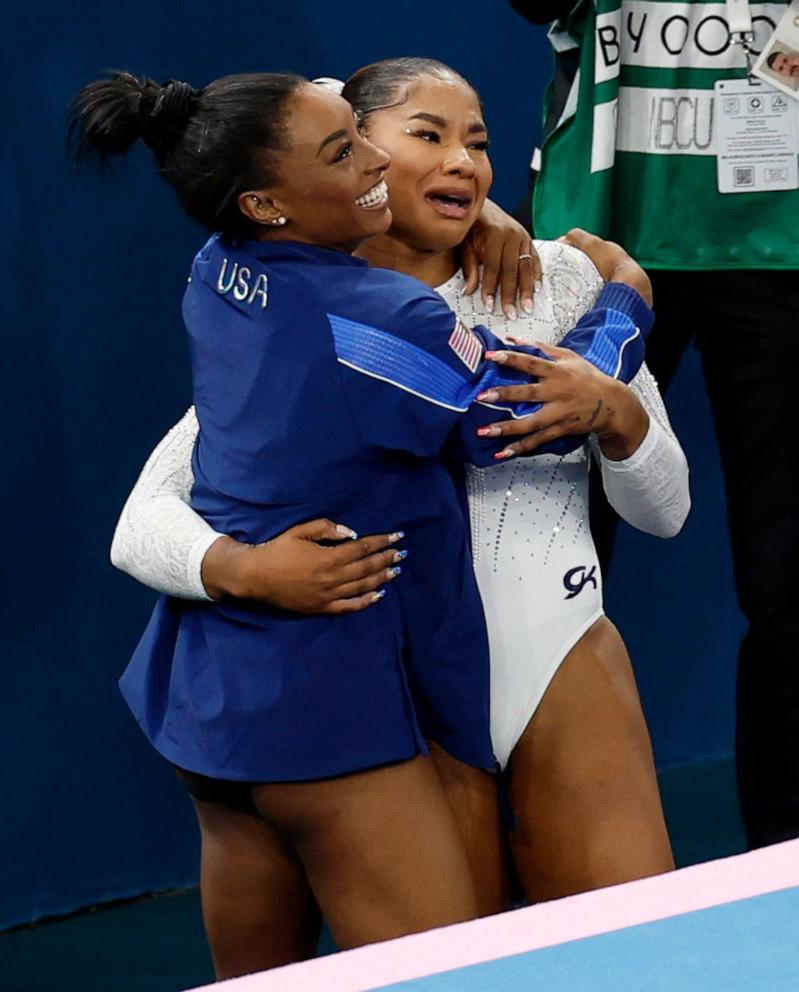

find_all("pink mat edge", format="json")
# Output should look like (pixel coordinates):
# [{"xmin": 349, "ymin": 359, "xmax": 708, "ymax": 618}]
[{"xmin": 193, "ymin": 838, "xmax": 799, "ymax": 992}]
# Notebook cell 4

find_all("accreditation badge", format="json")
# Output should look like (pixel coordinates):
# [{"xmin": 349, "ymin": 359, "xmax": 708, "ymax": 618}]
[{"xmin": 715, "ymin": 77, "xmax": 799, "ymax": 192}]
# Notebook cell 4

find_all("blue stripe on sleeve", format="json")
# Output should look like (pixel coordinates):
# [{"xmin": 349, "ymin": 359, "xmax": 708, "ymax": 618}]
[
  {"xmin": 580, "ymin": 310, "xmax": 641, "ymax": 379},
  {"xmin": 596, "ymin": 282, "xmax": 654, "ymax": 336},
  {"xmin": 328, "ymin": 313, "xmax": 478, "ymax": 412},
  {"xmin": 328, "ymin": 308, "xmax": 643, "ymax": 427}
]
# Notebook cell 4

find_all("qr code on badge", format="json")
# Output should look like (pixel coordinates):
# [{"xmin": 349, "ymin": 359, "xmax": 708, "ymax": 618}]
[{"xmin": 734, "ymin": 166, "xmax": 755, "ymax": 187}]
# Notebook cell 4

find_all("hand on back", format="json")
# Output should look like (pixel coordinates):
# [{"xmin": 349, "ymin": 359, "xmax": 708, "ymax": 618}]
[{"xmin": 201, "ymin": 521, "xmax": 406, "ymax": 615}]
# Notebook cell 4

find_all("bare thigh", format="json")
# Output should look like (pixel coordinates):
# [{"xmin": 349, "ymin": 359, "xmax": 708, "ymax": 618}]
[
  {"xmin": 429, "ymin": 742, "xmax": 511, "ymax": 916},
  {"xmin": 192, "ymin": 797, "xmax": 321, "ymax": 981},
  {"xmin": 252, "ymin": 755, "xmax": 479, "ymax": 950},
  {"xmin": 508, "ymin": 616, "xmax": 675, "ymax": 902}
]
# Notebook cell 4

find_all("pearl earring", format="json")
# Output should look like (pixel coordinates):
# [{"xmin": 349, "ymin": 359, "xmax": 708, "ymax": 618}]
[{"xmin": 271, "ymin": 216, "xmax": 287, "ymax": 226}]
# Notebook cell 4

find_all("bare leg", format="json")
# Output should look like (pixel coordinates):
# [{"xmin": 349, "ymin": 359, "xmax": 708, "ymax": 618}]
[
  {"xmin": 429, "ymin": 742, "xmax": 511, "ymax": 916},
  {"xmin": 192, "ymin": 798, "xmax": 322, "ymax": 980},
  {"xmin": 508, "ymin": 617, "xmax": 675, "ymax": 902},
  {"xmin": 252, "ymin": 755, "xmax": 478, "ymax": 949}
]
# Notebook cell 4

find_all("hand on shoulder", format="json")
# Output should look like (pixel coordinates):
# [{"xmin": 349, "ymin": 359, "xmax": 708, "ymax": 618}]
[{"xmin": 556, "ymin": 228, "xmax": 653, "ymax": 307}]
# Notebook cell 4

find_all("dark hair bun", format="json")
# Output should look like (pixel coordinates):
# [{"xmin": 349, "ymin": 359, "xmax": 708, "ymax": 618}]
[
  {"xmin": 141, "ymin": 79, "xmax": 198, "ymax": 152},
  {"xmin": 69, "ymin": 70, "xmax": 305, "ymax": 237},
  {"xmin": 69, "ymin": 71, "xmax": 198, "ymax": 162}
]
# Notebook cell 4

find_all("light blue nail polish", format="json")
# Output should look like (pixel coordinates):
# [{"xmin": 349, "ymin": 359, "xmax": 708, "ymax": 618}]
[
  {"xmin": 389, "ymin": 566, "xmax": 402, "ymax": 577},
  {"xmin": 373, "ymin": 589, "xmax": 386, "ymax": 600},
  {"xmin": 394, "ymin": 549, "xmax": 408, "ymax": 561}
]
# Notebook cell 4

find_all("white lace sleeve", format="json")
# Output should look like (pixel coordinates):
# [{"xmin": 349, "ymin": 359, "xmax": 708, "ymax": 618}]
[
  {"xmin": 533, "ymin": 240, "xmax": 604, "ymax": 340},
  {"xmin": 110, "ymin": 408, "xmax": 218, "ymax": 600},
  {"xmin": 530, "ymin": 242, "xmax": 689, "ymax": 538},
  {"xmin": 590, "ymin": 363, "xmax": 691, "ymax": 538}
]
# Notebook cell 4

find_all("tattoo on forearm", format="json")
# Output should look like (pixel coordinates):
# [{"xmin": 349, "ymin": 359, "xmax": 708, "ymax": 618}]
[{"xmin": 586, "ymin": 400, "xmax": 603, "ymax": 430}]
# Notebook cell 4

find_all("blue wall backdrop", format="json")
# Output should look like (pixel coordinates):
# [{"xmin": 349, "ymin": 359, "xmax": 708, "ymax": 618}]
[{"xmin": 1, "ymin": 0, "xmax": 743, "ymax": 928}]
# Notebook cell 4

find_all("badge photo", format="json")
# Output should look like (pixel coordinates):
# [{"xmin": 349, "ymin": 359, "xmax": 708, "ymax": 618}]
[{"xmin": 752, "ymin": 0, "xmax": 799, "ymax": 99}]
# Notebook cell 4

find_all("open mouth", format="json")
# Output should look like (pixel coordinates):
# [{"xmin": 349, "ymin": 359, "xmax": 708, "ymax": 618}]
[
  {"xmin": 355, "ymin": 179, "xmax": 389, "ymax": 210},
  {"xmin": 425, "ymin": 187, "xmax": 474, "ymax": 220}
]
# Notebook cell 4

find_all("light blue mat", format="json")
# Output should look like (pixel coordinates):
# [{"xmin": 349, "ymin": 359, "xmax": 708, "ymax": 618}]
[{"xmin": 377, "ymin": 887, "xmax": 799, "ymax": 992}]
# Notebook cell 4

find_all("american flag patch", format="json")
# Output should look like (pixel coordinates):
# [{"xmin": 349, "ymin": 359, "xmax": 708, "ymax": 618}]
[{"xmin": 448, "ymin": 318, "xmax": 482, "ymax": 373}]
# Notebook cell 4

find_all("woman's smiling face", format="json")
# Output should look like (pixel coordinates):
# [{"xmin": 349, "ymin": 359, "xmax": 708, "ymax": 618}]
[
  {"xmin": 361, "ymin": 74, "xmax": 493, "ymax": 252},
  {"xmin": 243, "ymin": 83, "xmax": 392, "ymax": 251}
]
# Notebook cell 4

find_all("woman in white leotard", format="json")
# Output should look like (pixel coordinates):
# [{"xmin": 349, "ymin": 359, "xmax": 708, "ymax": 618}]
[{"xmin": 111, "ymin": 58, "xmax": 689, "ymax": 912}]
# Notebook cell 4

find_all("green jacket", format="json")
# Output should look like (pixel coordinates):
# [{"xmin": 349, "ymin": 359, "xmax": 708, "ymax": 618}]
[{"xmin": 517, "ymin": 0, "xmax": 798, "ymax": 269}]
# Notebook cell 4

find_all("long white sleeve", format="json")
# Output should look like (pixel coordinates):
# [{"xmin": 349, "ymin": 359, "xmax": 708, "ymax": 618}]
[
  {"xmin": 110, "ymin": 408, "xmax": 217, "ymax": 600},
  {"xmin": 590, "ymin": 363, "xmax": 691, "ymax": 538}
]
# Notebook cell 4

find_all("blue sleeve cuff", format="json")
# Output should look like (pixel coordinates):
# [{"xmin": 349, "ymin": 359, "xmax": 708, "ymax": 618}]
[{"xmin": 596, "ymin": 283, "xmax": 654, "ymax": 336}]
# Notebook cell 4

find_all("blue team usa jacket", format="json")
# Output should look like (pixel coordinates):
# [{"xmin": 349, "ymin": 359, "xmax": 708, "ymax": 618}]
[{"xmin": 120, "ymin": 237, "xmax": 652, "ymax": 783}]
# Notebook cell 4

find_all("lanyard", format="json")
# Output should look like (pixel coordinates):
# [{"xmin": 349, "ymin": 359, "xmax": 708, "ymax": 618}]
[{"xmin": 726, "ymin": 0, "xmax": 756, "ymax": 70}]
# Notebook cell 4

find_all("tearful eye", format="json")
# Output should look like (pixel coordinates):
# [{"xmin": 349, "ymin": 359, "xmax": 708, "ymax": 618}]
[
  {"xmin": 406, "ymin": 128, "xmax": 441, "ymax": 144},
  {"xmin": 334, "ymin": 142, "xmax": 353, "ymax": 162}
]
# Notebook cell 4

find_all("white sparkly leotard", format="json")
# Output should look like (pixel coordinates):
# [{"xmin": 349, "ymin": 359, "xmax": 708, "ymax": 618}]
[{"xmin": 111, "ymin": 241, "xmax": 690, "ymax": 768}]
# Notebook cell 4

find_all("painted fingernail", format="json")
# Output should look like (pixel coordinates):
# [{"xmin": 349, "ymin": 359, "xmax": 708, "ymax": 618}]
[
  {"xmin": 335, "ymin": 524, "xmax": 358, "ymax": 539},
  {"xmin": 485, "ymin": 295, "xmax": 494, "ymax": 312},
  {"xmin": 388, "ymin": 566, "xmax": 402, "ymax": 578},
  {"xmin": 371, "ymin": 589, "xmax": 386, "ymax": 602},
  {"xmin": 393, "ymin": 549, "xmax": 408, "ymax": 563},
  {"xmin": 388, "ymin": 530, "xmax": 405, "ymax": 543},
  {"xmin": 484, "ymin": 351, "xmax": 508, "ymax": 364},
  {"xmin": 503, "ymin": 304, "xmax": 517, "ymax": 321},
  {"xmin": 476, "ymin": 389, "xmax": 499, "ymax": 403},
  {"xmin": 477, "ymin": 425, "xmax": 501, "ymax": 437},
  {"xmin": 495, "ymin": 446, "xmax": 516, "ymax": 460},
  {"xmin": 534, "ymin": 279, "xmax": 542, "ymax": 293},
  {"xmin": 522, "ymin": 297, "xmax": 534, "ymax": 314}
]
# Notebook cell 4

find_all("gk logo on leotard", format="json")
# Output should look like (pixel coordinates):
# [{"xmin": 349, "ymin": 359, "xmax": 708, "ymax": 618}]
[{"xmin": 563, "ymin": 565, "xmax": 598, "ymax": 600}]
